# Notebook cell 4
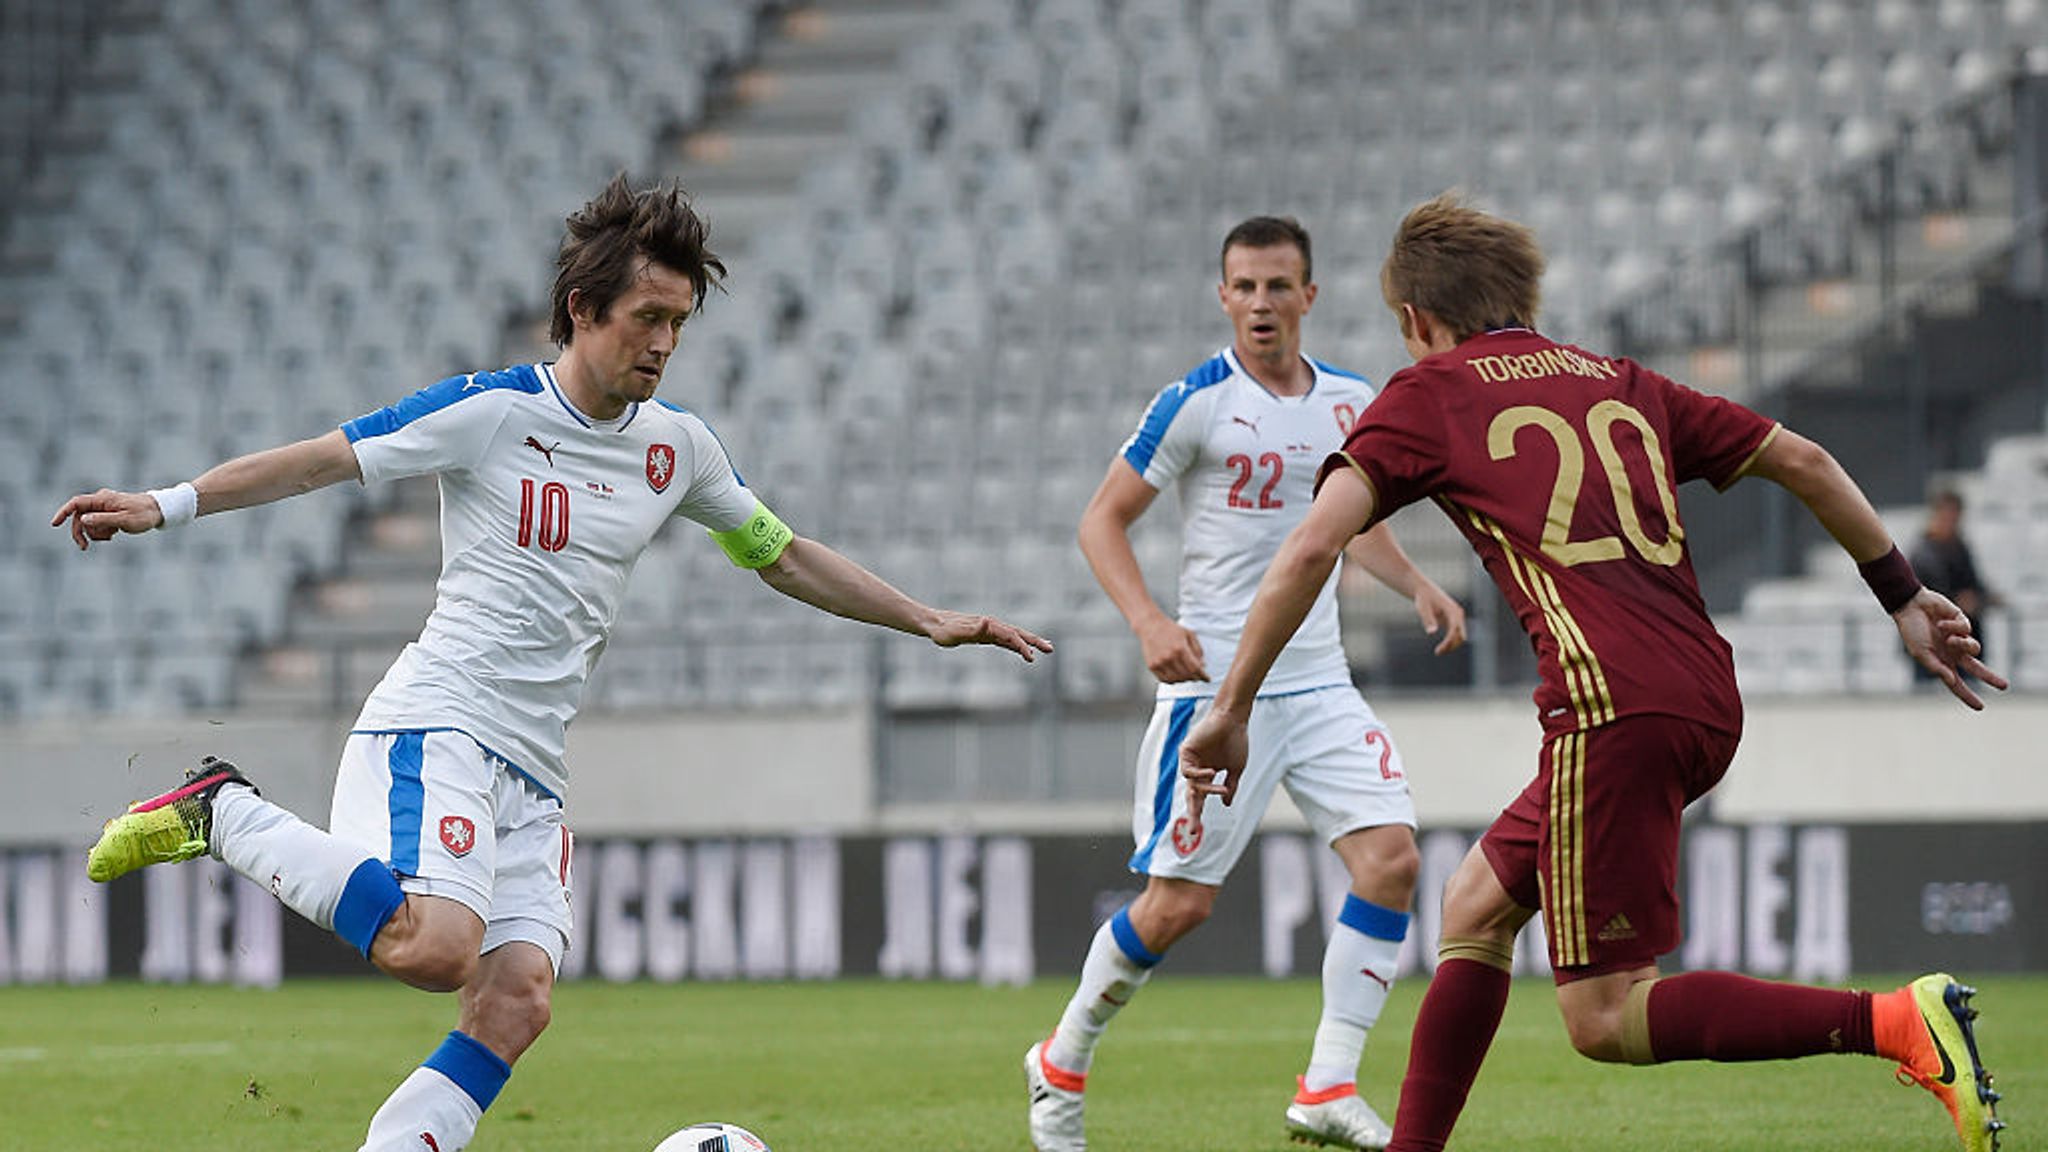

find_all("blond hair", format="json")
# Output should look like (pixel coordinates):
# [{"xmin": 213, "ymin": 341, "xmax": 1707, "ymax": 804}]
[{"xmin": 1380, "ymin": 192, "xmax": 1544, "ymax": 342}]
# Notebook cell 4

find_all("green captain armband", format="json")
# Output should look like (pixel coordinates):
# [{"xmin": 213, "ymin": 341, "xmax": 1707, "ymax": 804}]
[{"xmin": 710, "ymin": 502, "xmax": 794, "ymax": 569}]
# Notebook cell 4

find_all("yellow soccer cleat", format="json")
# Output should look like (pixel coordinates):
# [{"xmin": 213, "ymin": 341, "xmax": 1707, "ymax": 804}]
[
  {"xmin": 1893, "ymin": 973, "xmax": 2004, "ymax": 1152},
  {"xmin": 86, "ymin": 757, "xmax": 254, "ymax": 883}
]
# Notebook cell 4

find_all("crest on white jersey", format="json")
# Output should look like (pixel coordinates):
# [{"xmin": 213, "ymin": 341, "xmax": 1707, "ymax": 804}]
[
  {"xmin": 439, "ymin": 815, "xmax": 476, "ymax": 857},
  {"xmin": 646, "ymin": 444, "xmax": 676, "ymax": 492}
]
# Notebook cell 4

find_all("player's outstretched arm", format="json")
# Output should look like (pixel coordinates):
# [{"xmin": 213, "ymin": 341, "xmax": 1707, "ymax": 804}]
[
  {"xmin": 1078, "ymin": 460, "xmax": 1206, "ymax": 683},
  {"xmin": 756, "ymin": 535, "xmax": 1053, "ymax": 661},
  {"xmin": 1343, "ymin": 522, "xmax": 1467, "ymax": 655},
  {"xmin": 1742, "ymin": 428, "xmax": 2007, "ymax": 708},
  {"xmin": 51, "ymin": 430, "xmax": 363, "ymax": 551}
]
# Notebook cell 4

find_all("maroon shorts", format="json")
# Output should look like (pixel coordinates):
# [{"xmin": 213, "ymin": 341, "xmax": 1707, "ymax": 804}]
[{"xmin": 1479, "ymin": 714, "xmax": 1738, "ymax": 983}]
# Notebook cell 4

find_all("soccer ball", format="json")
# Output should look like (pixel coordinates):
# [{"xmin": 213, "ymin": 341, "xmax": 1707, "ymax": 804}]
[{"xmin": 653, "ymin": 1122, "xmax": 770, "ymax": 1152}]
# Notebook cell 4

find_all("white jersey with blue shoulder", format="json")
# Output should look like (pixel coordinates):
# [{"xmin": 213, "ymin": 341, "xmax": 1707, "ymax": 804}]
[
  {"xmin": 340, "ymin": 363, "xmax": 762, "ymax": 799},
  {"xmin": 1119, "ymin": 347, "xmax": 1378, "ymax": 699}
]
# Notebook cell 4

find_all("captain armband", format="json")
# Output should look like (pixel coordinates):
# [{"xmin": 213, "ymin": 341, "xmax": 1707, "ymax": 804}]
[{"xmin": 709, "ymin": 501, "xmax": 794, "ymax": 569}]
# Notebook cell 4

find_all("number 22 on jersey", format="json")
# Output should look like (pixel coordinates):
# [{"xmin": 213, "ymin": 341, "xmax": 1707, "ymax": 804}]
[{"xmin": 1488, "ymin": 399, "xmax": 1684, "ymax": 567}]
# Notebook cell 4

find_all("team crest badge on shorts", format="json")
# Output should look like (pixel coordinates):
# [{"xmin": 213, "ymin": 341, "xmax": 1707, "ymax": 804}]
[
  {"xmin": 438, "ymin": 815, "xmax": 477, "ymax": 857},
  {"xmin": 1170, "ymin": 815, "xmax": 1203, "ymax": 856},
  {"xmin": 646, "ymin": 444, "xmax": 676, "ymax": 492}
]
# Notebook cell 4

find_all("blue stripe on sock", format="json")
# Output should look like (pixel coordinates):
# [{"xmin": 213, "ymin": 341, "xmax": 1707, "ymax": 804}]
[
  {"xmin": 387, "ymin": 732, "xmax": 426, "ymax": 875},
  {"xmin": 423, "ymin": 1030, "xmax": 511, "ymax": 1112},
  {"xmin": 1110, "ymin": 907, "xmax": 1164, "ymax": 968},
  {"xmin": 1338, "ymin": 893, "xmax": 1411, "ymax": 942},
  {"xmin": 1129, "ymin": 698, "xmax": 1199, "ymax": 874},
  {"xmin": 332, "ymin": 859, "xmax": 406, "ymax": 958}
]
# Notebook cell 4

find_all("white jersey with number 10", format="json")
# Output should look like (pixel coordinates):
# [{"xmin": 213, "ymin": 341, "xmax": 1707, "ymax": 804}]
[{"xmin": 341, "ymin": 363, "xmax": 762, "ymax": 799}]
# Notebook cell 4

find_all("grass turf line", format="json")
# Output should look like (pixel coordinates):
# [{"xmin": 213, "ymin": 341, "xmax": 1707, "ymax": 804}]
[{"xmin": 0, "ymin": 975, "xmax": 2036, "ymax": 1151}]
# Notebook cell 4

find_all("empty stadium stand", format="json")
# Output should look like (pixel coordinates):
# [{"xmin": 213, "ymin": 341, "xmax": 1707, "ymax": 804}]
[{"xmin": 1, "ymin": 0, "xmax": 2045, "ymax": 723}]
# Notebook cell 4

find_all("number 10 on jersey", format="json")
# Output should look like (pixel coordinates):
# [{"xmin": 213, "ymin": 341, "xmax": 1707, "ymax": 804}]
[{"xmin": 517, "ymin": 478, "xmax": 571, "ymax": 551}]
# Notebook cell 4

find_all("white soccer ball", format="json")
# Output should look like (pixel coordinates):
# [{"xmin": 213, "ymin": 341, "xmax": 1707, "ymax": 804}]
[{"xmin": 653, "ymin": 1122, "xmax": 771, "ymax": 1152}]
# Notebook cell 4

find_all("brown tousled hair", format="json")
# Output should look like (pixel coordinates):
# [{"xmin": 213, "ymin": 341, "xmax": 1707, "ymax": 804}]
[
  {"xmin": 1380, "ymin": 192, "xmax": 1543, "ymax": 342},
  {"xmin": 550, "ymin": 174, "xmax": 726, "ymax": 347}
]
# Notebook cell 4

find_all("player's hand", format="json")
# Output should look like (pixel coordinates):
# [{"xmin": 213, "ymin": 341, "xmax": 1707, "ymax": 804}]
[
  {"xmin": 927, "ymin": 610, "xmax": 1054, "ymax": 661},
  {"xmin": 1413, "ymin": 582, "xmax": 1467, "ymax": 655},
  {"xmin": 1137, "ymin": 617, "xmax": 1208, "ymax": 684},
  {"xmin": 1894, "ymin": 588, "xmax": 2007, "ymax": 710},
  {"xmin": 51, "ymin": 489, "xmax": 162, "ymax": 551},
  {"xmin": 1180, "ymin": 705, "xmax": 1249, "ymax": 834}
]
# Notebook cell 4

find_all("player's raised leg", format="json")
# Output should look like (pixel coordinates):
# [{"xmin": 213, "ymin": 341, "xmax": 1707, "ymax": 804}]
[
  {"xmin": 1593, "ymin": 970, "xmax": 2001, "ymax": 1151},
  {"xmin": 87, "ymin": 755, "xmax": 409, "ymax": 964}
]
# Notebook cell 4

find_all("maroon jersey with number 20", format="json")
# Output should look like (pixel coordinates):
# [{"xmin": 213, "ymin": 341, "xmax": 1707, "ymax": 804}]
[{"xmin": 1320, "ymin": 329, "xmax": 1779, "ymax": 738}]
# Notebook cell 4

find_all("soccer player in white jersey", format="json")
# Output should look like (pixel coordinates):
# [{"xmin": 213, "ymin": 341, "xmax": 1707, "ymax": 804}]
[
  {"xmin": 1024, "ymin": 217, "xmax": 1465, "ymax": 1152},
  {"xmin": 55, "ymin": 176, "xmax": 1051, "ymax": 1152}
]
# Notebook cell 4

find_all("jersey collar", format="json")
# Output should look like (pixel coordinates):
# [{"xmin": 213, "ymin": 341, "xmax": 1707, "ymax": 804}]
[
  {"xmin": 539, "ymin": 363, "xmax": 639, "ymax": 431},
  {"xmin": 1222, "ymin": 345, "xmax": 1320, "ymax": 401}
]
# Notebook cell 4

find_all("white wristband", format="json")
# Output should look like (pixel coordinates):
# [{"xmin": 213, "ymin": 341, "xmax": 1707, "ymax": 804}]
[{"xmin": 148, "ymin": 482, "xmax": 199, "ymax": 529}]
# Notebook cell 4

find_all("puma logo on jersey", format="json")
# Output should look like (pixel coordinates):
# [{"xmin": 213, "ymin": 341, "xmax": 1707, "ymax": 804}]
[
  {"xmin": 523, "ymin": 436, "xmax": 560, "ymax": 467},
  {"xmin": 1231, "ymin": 415, "xmax": 1261, "ymax": 434}
]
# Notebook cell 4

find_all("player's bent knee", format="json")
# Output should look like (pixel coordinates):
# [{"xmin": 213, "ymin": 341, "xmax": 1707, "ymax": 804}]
[
  {"xmin": 1563, "ymin": 1016, "xmax": 1629, "ymax": 1063},
  {"xmin": 373, "ymin": 926, "xmax": 480, "ymax": 991},
  {"xmin": 1377, "ymin": 840, "xmax": 1421, "ymax": 894},
  {"xmin": 476, "ymin": 983, "xmax": 552, "ymax": 1048},
  {"xmin": 1557, "ymin": 988, "xmax": 1632, "ymax": 1062}
]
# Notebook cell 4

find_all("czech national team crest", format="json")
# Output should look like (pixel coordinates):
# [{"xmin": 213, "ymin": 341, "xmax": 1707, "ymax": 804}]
[
  {"xmin": 439, "ymin": 815, "xmax": 476, "ymax": 857},
  {"xmin": 646, "ymin": 444, "xmax": 676, "ymax": 493},
  {"xmin": 1170, "ymin": 815, "xmax": 1203, "ymax": 856}
]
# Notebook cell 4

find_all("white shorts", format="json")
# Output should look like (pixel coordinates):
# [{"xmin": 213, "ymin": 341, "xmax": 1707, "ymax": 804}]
[
  {"xmin": 331, "ymin": 730, "xmax": 574, "ymax": 972},
  {"xmin": 1131, "ymin": 687, "xmax": 1415, "ymax": 886}
]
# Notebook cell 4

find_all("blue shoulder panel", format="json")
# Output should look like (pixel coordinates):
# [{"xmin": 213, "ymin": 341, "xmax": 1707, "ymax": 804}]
[
  {"xmin": 1123, "ymin": 353, "xmax": 1233, "ymax": 474},
  {"xmin": 1309, "ymin": 357, "xmax": 1371, "ymax": 384},
  {"xmin": 342, "ymin": 365, "xmax": 543, "ymax": 442},
  {"xmin": 652, "ymin": 398, "xmax": 746, "ymax": 487}
]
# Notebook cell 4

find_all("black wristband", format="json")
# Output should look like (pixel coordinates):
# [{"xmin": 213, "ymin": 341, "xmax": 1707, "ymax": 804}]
[{"xmin": 1857, "ymin": 545, "xmax": 1923, "ymax": 614}]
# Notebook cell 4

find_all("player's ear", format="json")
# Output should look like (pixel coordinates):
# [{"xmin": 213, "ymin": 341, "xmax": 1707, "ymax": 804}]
[
  {"xmin": 1302, "ymin": 280, "xmax": 1317, "ymax": 312},
  {"xmin": 1396, "ymin": 302, "xmax": 1417, "ymax": 340},
  {"xmin": 566, "ymin": 288, "xmax": 593, "ymax": 330}
]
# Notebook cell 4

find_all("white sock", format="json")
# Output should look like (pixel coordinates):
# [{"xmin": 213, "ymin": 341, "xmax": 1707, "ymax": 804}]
[
  {"xmin": 360, "ymin": 1032, "xmax": 509, "ymax": 1152},
  {"xmin": 1304, "ymin": 895, "xmax": 1409, "ymax": 1093},
  {"xmin": 211, "ymin": 785, "xmax": 405, "ymax": 957},
  {"xmin": 1046, "ymin": 907, "xmax": 1161, "ymax": 1075}
]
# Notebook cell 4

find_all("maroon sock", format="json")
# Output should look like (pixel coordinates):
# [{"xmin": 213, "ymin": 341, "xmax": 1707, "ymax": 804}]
[
  {"xmin": 1646, "ymin": 972, "xmax": 1875, "ymax": 1061},
  {"xmin": 1387, "ymin": 958, "xmax": 1512, "ymax": 1152}
]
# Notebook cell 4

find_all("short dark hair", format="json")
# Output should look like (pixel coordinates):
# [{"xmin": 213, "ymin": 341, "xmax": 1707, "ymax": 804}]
[
  {"xmin": 1221, "ymin": 216, "xmax": 1313, "ymax": 283},
  {"xmin": 1380, "ymin": 192, "xmax": 1543, "ymax": 342},
  {"xmin": 550, "ymin": 174, "xmax": 726, "ymax": 347}
]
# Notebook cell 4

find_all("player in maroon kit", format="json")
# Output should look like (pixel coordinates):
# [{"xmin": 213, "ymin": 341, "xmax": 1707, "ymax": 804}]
[{"xmin": 1179, "ymin": 194, "xmax": 2006, "ymax": 1152}]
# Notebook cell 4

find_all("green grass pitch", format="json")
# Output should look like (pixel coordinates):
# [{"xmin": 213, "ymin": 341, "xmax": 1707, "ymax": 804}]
[{"xmin": 2, "ymin": 975, "xmax": 2036, "ymax": 1150}]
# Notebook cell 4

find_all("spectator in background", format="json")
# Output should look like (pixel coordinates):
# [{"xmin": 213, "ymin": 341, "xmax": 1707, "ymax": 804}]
[{"xmin": 1910, "ymin": 490, "xmax": 1998, "ymax": 678}]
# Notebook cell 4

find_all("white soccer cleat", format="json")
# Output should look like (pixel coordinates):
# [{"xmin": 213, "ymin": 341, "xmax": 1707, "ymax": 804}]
[
  {"xmin": 1285, "ymin": 1079, "xmax": 1391, "ymax": 1150},
  {"xmin": 1024, "ymin": 1038, "xmax": 1087, "ymax": 1152}
]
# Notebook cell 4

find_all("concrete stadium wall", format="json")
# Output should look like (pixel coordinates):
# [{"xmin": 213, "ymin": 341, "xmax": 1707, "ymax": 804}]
[{"xmin": 1, "ymin": 694, "xmax": 2042, "ymax": 848}]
